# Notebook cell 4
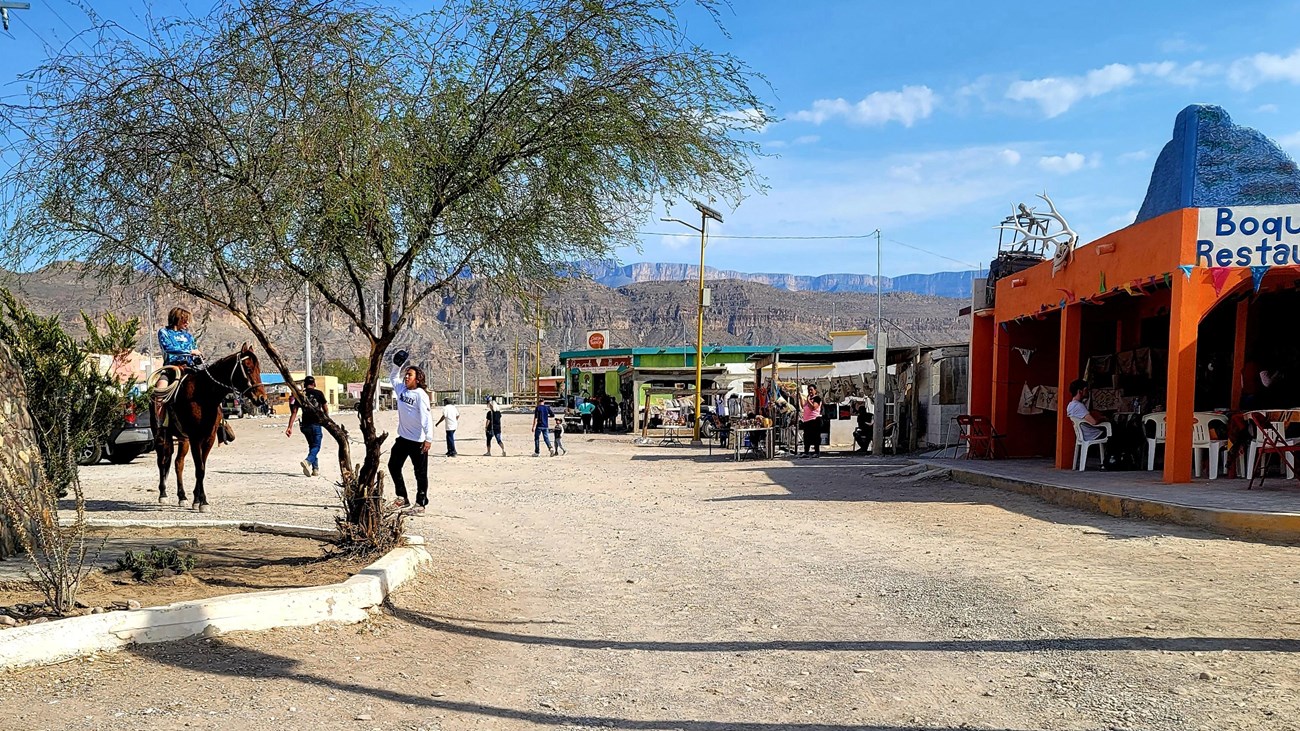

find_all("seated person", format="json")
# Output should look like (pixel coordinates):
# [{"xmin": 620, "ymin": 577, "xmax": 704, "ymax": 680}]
[
  {"xmin": 853, "ymin": 405, "xmax": 874, "ymax": 452},
  {"xmin": 1066, "ymin": 379, "xmax": 1108, "ymax": 441}
]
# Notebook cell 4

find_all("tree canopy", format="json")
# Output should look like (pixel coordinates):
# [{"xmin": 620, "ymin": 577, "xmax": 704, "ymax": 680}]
[{"xmin": 0, "ymin": 0, "xmax": 773, "ymax": 537}]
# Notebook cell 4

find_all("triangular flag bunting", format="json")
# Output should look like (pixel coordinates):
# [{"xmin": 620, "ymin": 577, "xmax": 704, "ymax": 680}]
[
  {"xmin": 1162, "ymin": 273, "xmax": 1172, "ymax": 287},
  {"xmin": 1122, "ymin": 282, "xmax": 1137, "ymax": 296},
  {"xmin": 1251, "ymin": 265, "xmax": 1269, "ymax": 293},
  {"xmin": 1059, "ymin": 298, "xmax": 1067, "ymax": 308},
  {"xmin": 1209, "ymin": 266, "xmax": 1231, "ymax": 296},
  {"xmin": 1179, "ymin": 265, "xmax": 1195, "ymax": 280},
  {"xmin": 1099, "ymin": 272, "xmax": 1107, "ymax": 293},
  {"xmin": 999, "ymin": 322, "xmax": 1008, "ymax": 331},
  {"xmin": 1056, "ymin": 288, "xmax": 1076, "ymax": 302}
]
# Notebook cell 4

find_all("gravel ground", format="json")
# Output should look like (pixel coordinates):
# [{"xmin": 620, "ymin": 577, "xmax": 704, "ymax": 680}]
[{"xmin": 2, "ymin": 407, "xmax": 1298, "ymax": 731}]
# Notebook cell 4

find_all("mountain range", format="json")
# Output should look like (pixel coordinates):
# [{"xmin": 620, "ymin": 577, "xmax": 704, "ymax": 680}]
[
  {"xmin": 1, "ymin": 265, "xmax": 969, "ymax": 393},
  {"xmin": 574, "ymin": 260, "xmax": 979, "ymax": 298}
]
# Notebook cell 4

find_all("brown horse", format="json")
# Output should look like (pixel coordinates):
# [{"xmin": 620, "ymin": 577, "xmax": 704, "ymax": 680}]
[{"xmin": 153, "ymin": 343, "xmax": 267, "ymax": 511}]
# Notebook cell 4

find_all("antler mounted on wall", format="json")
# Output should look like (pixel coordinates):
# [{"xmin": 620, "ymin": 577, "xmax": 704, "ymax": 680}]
[{"xmin": 994, "ymin": 193, "xmax": 1078, "ymax": 276}]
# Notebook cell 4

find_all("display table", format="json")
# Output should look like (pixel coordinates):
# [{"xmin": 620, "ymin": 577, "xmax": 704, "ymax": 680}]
[
  {"xmin": 660, "ymin": 426, "xmax": 684, "ymax": 445},
  {"xmin": 733, "ymin": 427, "xmax": 772, "ymax": 461}
]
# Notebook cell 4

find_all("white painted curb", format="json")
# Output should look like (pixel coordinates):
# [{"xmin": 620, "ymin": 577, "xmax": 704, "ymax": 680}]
[{"xmin": 0, "ymin": 521, "xmax": 430, "ymax": 670}]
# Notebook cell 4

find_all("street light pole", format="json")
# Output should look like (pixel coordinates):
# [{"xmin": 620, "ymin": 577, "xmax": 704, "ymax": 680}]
[
  {"xmin": 663, "ymin": 201, "xmax": 724, "ymax": 444},
  {"xmin": 873, "ymin": 229, "xmax": 886, "ymax": 456}
]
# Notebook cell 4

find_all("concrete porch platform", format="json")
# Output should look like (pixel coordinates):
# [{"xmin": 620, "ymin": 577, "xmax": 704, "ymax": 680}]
[{"xmin": 920, "ymin": 457, "xmax": 1300, "ymax": 543}]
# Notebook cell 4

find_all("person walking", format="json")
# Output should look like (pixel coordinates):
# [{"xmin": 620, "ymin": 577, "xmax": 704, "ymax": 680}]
[
  {"xmin": 285, "ymin": 375, "xmax": 328, "ymax": 476},
  {"xmin": 484, "ymin": 396, "xmax": 506, "ymax": 456},
  {"xmin": 551, "ymin": 415, "xmax": 567, "ymax": 455},
  {"xmin": 436, "ymin": 398, "xmax": 460, "ymax": 457},
  {"xmin": 388, "ymin": 351, "xmax": 432, "ymax": 514},
  {"xmin": 800, "ymin": 395, "xmax": 823, "ymax": 458},
  {"xmin": 532, "ymin": 400, "xmax": 555, "ymax": 456}
]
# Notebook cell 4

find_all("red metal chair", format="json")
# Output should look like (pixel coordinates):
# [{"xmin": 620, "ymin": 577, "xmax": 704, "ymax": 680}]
[
  {"xmin": 1244, "ymin": 411, "xmax": 1300, "ymax": 489},
  {"xmin": 956, "ymin": 415, "xmax": 1005, "ymax": 460}
]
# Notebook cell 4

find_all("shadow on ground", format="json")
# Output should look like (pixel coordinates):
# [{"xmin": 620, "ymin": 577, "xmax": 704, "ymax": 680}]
[{"xmin": 128, "ymin": 637, "xmax": 1046, "ymax": 731}]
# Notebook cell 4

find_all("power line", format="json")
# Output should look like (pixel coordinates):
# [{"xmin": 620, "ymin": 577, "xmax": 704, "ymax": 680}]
[{"xmin": 638, "ymin": 229, "xmax": 984, "ymax": 271}]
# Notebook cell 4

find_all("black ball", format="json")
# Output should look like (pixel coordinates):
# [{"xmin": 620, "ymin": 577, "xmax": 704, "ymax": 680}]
[{"xmin": 392, "ymin": 349, "xmax": 408, "ymax": 366}]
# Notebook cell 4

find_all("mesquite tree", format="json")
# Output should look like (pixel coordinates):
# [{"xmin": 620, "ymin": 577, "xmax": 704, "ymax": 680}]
[{"xmin": 1, "ymin": 0, "xmax": 771, "ymax": 545}]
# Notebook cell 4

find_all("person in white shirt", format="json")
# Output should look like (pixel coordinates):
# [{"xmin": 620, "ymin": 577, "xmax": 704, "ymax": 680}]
[
  {"xmin": 388, "ymin": 351, "xmax": 432, "ymax": 513},
  {"xmin": 435, "ymin": 399, "xmax": 460, "ymax": 457},
  {"xmin": 1066, "ymin": 379, "xmax": 1108, "ymax": 442}
]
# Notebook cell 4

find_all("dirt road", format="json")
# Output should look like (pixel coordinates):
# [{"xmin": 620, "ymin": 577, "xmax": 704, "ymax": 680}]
[{"xmin": 3, "ymin": 408, "xmax": 1299, "ymax": 730}]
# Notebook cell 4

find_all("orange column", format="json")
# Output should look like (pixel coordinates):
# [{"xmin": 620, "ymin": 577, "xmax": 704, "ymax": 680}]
[
  {"xmin": 1230, "ymin": 297, "xmax": 1249, "ymax": 409},
  {"xmin": 990, "ymin": 321, "xmax": 1010, "ymax": 441},
  {"xmin": 1164, "ymin": 275, "xmax": 1200, "ymax": 483},
  {"xmin": 1056, "ymin": 303, "xmax": 1082, "ymax": 469},
  {"xmin": 968, "ymin": 315, "xmax": 994, "ymax": 417}
]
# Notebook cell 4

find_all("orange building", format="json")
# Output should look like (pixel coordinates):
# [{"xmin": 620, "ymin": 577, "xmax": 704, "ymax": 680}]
[{"xmin": 969, "ymin": 105, "xmax": 1300, "ymax": 483}]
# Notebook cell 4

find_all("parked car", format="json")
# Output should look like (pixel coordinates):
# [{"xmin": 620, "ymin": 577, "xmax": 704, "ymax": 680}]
[
  {"xmin": 221, "ymin": 393, "xmax": 244, "ymax": 419},
  {"xmin": 78, "ymin": 401, "xmax": 154, "ymax": 466}
]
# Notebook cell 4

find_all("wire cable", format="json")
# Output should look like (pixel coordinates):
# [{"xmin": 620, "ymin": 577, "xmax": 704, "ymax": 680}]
[{"xmin": 637, "ymin": 230, "xmax": 984, "ymax": 272}]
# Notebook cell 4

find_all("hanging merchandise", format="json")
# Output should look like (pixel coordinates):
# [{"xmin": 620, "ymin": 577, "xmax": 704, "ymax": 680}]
[
  {"xmin": 1013, "ymin": 347, "xmax": 1035, "ymax": 364},
  {"xmin": 1251, "ymin": 265, "xmax": 1270, "ymax": 293},
  {"xmin": 1032, "ymin": 385, "xmax": 1058, "ymax": 411},
  {"xmin": 1209, "ymin": 267, "xmax": 1231, "ymax": 296},
  {"xmin": 1017, "ymin": 384, "xmax": 1043, "ymax": 415}
]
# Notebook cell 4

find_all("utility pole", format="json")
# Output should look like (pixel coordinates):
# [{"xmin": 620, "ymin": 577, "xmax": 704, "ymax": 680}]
[
  {"xmin": 873, "ymin": 229, "xmax": 886, "ymax": 456},
  {"xmin": 662, "ymin": 201, "xmax": 724, "ymax": 444},
  {"xmin": 459, "ymin": 321, "xmax": 466, "ymax": 405},
  {"xmin": 535, "ymin": 294, "xmax": 543, "ymax": 401},
  {"xmin": 304, "ymin": 286, "xmax": 313, "ymax": 376}
]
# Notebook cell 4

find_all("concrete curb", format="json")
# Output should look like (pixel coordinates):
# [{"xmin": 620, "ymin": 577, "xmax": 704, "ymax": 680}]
[
  {"xmin": 940, "ymin": 464, "xmax": 1300, "ymax": 543},
  {"xmin": 0, "ymin": 521, "xmax": 430, "ymax": 669}
]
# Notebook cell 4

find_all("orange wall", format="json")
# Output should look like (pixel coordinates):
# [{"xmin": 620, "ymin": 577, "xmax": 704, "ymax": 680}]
[{"xmin": 993, "ymin": 209, "xmax": 1193, "ymax": 323}]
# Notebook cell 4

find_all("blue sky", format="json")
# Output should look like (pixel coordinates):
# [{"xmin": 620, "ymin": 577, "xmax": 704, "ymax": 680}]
[{"xmin": 8, "ymin": 1, "xmax": 1300, "ymax": 277}]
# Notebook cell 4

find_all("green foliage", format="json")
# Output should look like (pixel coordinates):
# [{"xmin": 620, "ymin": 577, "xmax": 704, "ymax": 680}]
[
  {"xmin": 114, "ymin": 546, "xmax": 198, "ymax": 582},
  {"xmin": 81, "ymin": 311, "xmax": 142, "ymax": 361},
  {"xmin": 319, "ymin": 357, "xmax": 371, "ymax": 385},
  {"xmin": 0, "ymin": 289, "xmax": 128, "ymax": 494}
]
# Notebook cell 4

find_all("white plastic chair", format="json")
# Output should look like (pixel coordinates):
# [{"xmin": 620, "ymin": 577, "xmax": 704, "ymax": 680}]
[
  {"xmin": 1191, "ymin": 415, "xmax": 1228, "ymax": 479},
  {"xmin": 1143, "ymin": 412, "xmax": 1166, "ymax": 471},
  {"xmin": 1071, "ymin": 418, "xmax": 1112, "ymax": 471}
]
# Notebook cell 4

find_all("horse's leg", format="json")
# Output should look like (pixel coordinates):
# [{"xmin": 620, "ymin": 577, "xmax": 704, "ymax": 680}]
[
  {"xmin": 155, "ymin": 433, "xmax": 173, "ymax": 503},
  {"xmin": 190, "ymin": 433, "xmax": 217, "ymax": 512},
  {"xmin": 174, "ymin": 435, "xmax": 189, "ymax": 506}
]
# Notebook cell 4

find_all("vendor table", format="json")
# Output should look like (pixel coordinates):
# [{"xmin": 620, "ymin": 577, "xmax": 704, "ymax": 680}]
[
  {"xmin": 660, "ymin": 426, "xmax": 684, "ymax": 446},
  {"xmin": 733, "ymin": 427, "xmax": 772, "ymax": 461}
]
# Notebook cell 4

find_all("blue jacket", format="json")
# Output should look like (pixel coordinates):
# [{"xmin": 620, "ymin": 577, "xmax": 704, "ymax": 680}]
[{"xmin": 158, "ymin": 327, "xmax": 198, "ymax": 365}]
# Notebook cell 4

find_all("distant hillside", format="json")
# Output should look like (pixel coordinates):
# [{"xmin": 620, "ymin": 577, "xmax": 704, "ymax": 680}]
[
  {"xmin": 1, "ymin": 265, "xmax": 968, "ymax": 393},
  {"xmin": 574, "ymin": 260, "xmax": 978, "ymax": 298}
]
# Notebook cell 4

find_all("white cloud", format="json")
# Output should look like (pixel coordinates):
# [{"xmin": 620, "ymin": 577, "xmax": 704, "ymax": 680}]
[
  {"xmin": 1258, "ymin": 103, "xmax": 1280, "ymax": 113},
  {"xmin": 790, "ymin": 85, "xmax": 937, "ymax": 127},
  {"xmin": 1230, "ymin": 49, "xmax": 1300, "ymax": 89},
  {"xmin": 1006, "ymin": 63, "xmax": 1136, "ymax": 118},
  {"xmin": 999, "ymin": 149, "xmax": 1021, "ymax": 166},
  {"xmin": 1107, "ymin": 210, "xmax": 1140, "ymax": 228},
  {"xmin": 720, "ymin": 107, "xmax": 771, "ymax": 132},
  {"xmin": 764, "ymin": 140, "xmax": 787, "ymax": 149},
  {"xmin": 1118, "ymin": 150, "xmax": 1152, "ymax": 164},
  {"xmin": 1039, "ymin": 152, "xmax": 1088, "ymax": 174},
  {"xmin": 1160, "ymin": 37, "xmax": 1205, "ymax": 54},
  {"xmin": 792, "ymin": 135, "xmax": 820, "ymax": 145},
  {"xmin": 1274, "ymin": 131, "xmax": 1300, "ymax": 153}
]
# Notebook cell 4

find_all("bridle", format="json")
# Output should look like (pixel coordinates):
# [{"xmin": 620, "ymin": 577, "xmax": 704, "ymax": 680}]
[{"xmin": 203, "ymin": 353, "xmax": 265, "ymax": 399}]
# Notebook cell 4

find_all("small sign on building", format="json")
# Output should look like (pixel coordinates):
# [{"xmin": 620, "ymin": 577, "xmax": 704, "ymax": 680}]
[{"xmin": 586, "ymin": 330, "xmax": 610, "ymax": 350}]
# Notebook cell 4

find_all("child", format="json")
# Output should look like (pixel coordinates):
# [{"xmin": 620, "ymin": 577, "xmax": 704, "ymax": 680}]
[{"xmin": 551, "ymin": 415, "xmax": 567, "ymax": 456}]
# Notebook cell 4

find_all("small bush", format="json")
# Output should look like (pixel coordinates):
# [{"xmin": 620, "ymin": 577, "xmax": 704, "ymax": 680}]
[{"xmin": 114, "ymin": 546, "xmax": 198, "ymax": 582}]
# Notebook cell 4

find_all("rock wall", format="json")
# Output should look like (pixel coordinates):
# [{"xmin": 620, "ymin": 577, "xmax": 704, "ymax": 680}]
[{"xmin": 0, "ymin": 340, "xmax": 40, "ymax": 559}]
